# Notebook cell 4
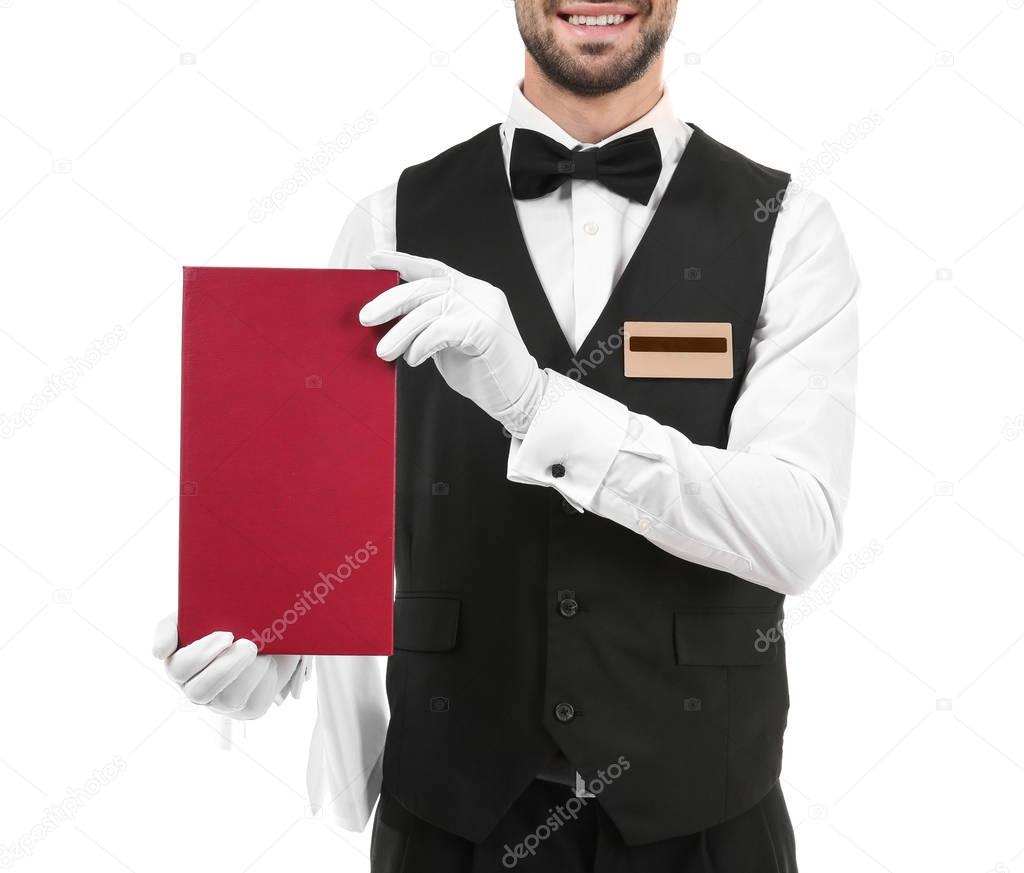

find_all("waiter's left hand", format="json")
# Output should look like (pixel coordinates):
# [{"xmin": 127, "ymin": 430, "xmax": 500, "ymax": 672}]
[{"xmin": 362, "ymin": 251, "xmax": 546, "ymax": 437}]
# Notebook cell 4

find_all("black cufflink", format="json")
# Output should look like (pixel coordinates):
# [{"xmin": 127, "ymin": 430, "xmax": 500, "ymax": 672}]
[{"xmin": 551, "ymin": 463, "xmax": 566, "ymax": 479}]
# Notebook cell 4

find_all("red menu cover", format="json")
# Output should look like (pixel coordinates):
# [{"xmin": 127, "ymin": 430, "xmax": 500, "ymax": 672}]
[{"xmin": 178, "ymin": 267, "xmax": 398, "ymax": 655}]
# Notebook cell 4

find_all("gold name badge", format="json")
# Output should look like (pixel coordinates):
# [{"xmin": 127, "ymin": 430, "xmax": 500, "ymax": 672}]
[{"xmin": 623, "ymin": 321, "xmax": 734, "ymax": 379}]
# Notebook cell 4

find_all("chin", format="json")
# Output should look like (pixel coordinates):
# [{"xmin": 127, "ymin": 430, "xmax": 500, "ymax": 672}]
[{"xmin": 519, "ymin": 0, "xmax": 670, "ymax": 95}]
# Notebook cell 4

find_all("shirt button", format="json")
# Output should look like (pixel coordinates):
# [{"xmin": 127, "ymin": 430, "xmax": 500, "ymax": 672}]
[
  {"xmin": 551, "ymin": 463, "xmax": 566, "ymax": 479},
  {"xmin": 554, "ymin": 702, "xmax": 576, "ymax": 723},
  {"xmin": 559, "ymin": 598, "xmax": 579, "ymax": 618},
  {"xmin": 583, "ymin": 221, "xmax": 599, "ymax": 236}
]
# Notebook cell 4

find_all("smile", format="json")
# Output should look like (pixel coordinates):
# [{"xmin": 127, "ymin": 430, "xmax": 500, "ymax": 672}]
[
  {"xmin": 555, "ymin": 6, "xmax": 639, "ymax": 36},
  {"xmin": 564, "ymin": 13, "xmax": 630, "ymax": 25}
]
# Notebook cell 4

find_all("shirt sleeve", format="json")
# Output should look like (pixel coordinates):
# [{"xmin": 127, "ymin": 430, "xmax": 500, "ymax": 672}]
[
  {"xmin": 507, "ymin": 186, "xmax": 860, "ymax": 595},
  {"xmin": 308, "ymin": 182, "xmax": 396, "ymax": 833},
  {"xmin": 327, "ymin": 183, "xmax": 398, "ymax": 268}
]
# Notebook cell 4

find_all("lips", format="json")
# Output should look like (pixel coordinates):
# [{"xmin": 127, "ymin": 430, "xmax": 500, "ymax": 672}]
[{"xmin": 555, "ymin": 3, "xmax": 640, "ymax": 33}]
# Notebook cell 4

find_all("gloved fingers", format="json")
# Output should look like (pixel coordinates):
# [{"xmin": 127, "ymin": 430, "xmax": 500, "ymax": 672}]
[
  {"xmin": 181, "ymin": 639, "xmax": 259, "ymax": 704},
  {"xmin": 272, "ymin": 656, "xmax": 302, "ymax": 704},
  {"xmin": 165, "ymin": 631, "xmax": 234, "ymax": 685},
  {"xmin": 404, "ymin": 318, "xmax": 466, "ymax": 367},
  {"xmin": 208, "ymin": 653, "xmax": 273, "ymax": 713},
  {"xmin": 152, "ymin": 612, "xmax": 179, "ymax": 660},
  {"xmin": 368, "ymin": 250, "xmax": 452, "ymax": 283},
  {"xmin": 273, "ymin": 659, "xmax": 298, "ymax": 706},
  {"xmin": 359, "ymin": 276, "xmax": 448, "ymax": 327},
  {"xmin": 272, "ymin": 655, "xmax": 301, "ymax": 688},
  {"xmin": 288, "ymin": 657, "xmax": 313, "ymax": 699},
  {"xmin": 375, "ymin": 298, "xmax": 445, "ymax": 362},
  {"xmin": 230, "ymin": 659, "xmax": 281, "ymax": 720},
  {"xmin": 207, "ymin": 698, "xmax": 242, "ymax": 717}
]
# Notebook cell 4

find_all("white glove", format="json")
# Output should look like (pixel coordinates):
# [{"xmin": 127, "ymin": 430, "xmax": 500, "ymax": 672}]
[
  {"xmin": 362, "ymin": 251, "xmax": 547, "ymax": 438},
  {"xmin": 152, "ymin": 613, "xmax": 310, "ymax": 720}
]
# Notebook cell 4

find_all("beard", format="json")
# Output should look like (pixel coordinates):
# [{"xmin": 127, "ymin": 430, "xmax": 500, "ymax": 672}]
[{"xmin": 516, "ymin": 0, "xmax": 674, "ymax": 96}]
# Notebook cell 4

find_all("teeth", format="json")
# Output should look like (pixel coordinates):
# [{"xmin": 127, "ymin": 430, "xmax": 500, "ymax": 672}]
[{"xmin": 567, "ymin": 13, "xmax": 627, "ymax": 25}]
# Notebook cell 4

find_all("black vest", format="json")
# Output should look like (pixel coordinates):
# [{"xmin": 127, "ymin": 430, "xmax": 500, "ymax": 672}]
[{"xmin": 385, "ymin": 123, "xmax": 792, "ymax": 845}]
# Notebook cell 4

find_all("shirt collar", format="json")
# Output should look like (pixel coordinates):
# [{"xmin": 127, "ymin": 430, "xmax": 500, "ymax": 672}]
[{"xmin": 501, "ymin": 81, "xmax": 686, "ymax": 158}]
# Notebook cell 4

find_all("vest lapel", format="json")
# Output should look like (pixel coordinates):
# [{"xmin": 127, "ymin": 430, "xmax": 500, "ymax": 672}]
[
  {"xmin": 572, "ymin": 126, "xmax": 716, "ymax": 368},
  {"xmin": 474, "ymin": 126, "xmax": 573, "ymax": 371},
  {"xmin": 480, "ymin": 124, "xmax": 726, "ymax": 378}
]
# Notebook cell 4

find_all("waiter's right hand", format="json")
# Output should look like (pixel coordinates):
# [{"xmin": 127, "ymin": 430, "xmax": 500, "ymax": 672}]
[{"xmin": 152, "ymin": 613, "xmax": 307, "ymax": 719}]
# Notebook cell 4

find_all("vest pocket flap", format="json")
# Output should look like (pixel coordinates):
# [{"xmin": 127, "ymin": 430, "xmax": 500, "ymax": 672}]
[
  {"xmin": 674, "ymin": 609, "xmax": 781, "ymax": 666},
  {"xmin": 394, "ymin": 594, "xmax": 461, "ymax": 652}
]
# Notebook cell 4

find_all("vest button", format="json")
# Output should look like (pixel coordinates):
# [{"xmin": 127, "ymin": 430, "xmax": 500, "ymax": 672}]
[
  {"xmin": 551, "ymin": 463, "xmax": 566, "ymax": 479},
  {"xmin": 558, "ymin": 598, "xmax": 579, "ymax": 618},
  {"xmin": 554, "ymin": 702, "xmax": 576, "ymax": 723},
  {"xmin": 561, "ymin": 498, "xmax": 576, "ymax": 515}
]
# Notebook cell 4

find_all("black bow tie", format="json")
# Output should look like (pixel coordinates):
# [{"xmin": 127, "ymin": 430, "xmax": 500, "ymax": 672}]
[{"xmin": 509, "ymin": 127, "xmax": 662, "ymax": 205}]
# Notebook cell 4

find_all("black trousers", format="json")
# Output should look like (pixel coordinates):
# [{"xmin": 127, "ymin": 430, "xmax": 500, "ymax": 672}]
[{"xmin": 370, "ymin": 779, "xmax": 797, "ymax": 873}]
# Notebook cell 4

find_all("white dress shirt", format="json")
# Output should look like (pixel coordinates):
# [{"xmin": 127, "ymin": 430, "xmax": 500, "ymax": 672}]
[{"xmin": 307, "ymin": 84, "xmax": 860, "ymax": 832}]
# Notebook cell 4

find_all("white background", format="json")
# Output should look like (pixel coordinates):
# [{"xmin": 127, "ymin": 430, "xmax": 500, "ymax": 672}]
[{"xmin": 2, "ymin": 1, "xmax": 1024, "ymax": 871}]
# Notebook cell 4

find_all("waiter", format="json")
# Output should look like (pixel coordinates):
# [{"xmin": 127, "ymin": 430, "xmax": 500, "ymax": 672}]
[{"xmin": 154, "ymin": 1, "xmax": 859, "ymax": 870}]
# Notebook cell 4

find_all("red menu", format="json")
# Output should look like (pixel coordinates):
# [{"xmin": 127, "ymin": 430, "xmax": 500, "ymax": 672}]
[{"xmin": 178, "ymin": 267, "xmax": 398, "ymax": 655}]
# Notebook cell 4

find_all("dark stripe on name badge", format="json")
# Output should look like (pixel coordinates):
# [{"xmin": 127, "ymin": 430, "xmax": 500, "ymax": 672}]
[{"xmin": 629, "ymin": 336, "xmax": 728, "ymax": 354}]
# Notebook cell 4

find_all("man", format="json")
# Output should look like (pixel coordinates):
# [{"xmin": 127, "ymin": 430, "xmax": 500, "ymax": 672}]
[{"xmin": 154, "ymin": 1, "xmax": 859, "ymax": 869}]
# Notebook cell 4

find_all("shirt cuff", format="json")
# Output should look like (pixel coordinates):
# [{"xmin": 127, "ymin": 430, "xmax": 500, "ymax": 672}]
[{"xmin": 507, "ymin": 370, "xmax": 628, "ymax": 511}]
